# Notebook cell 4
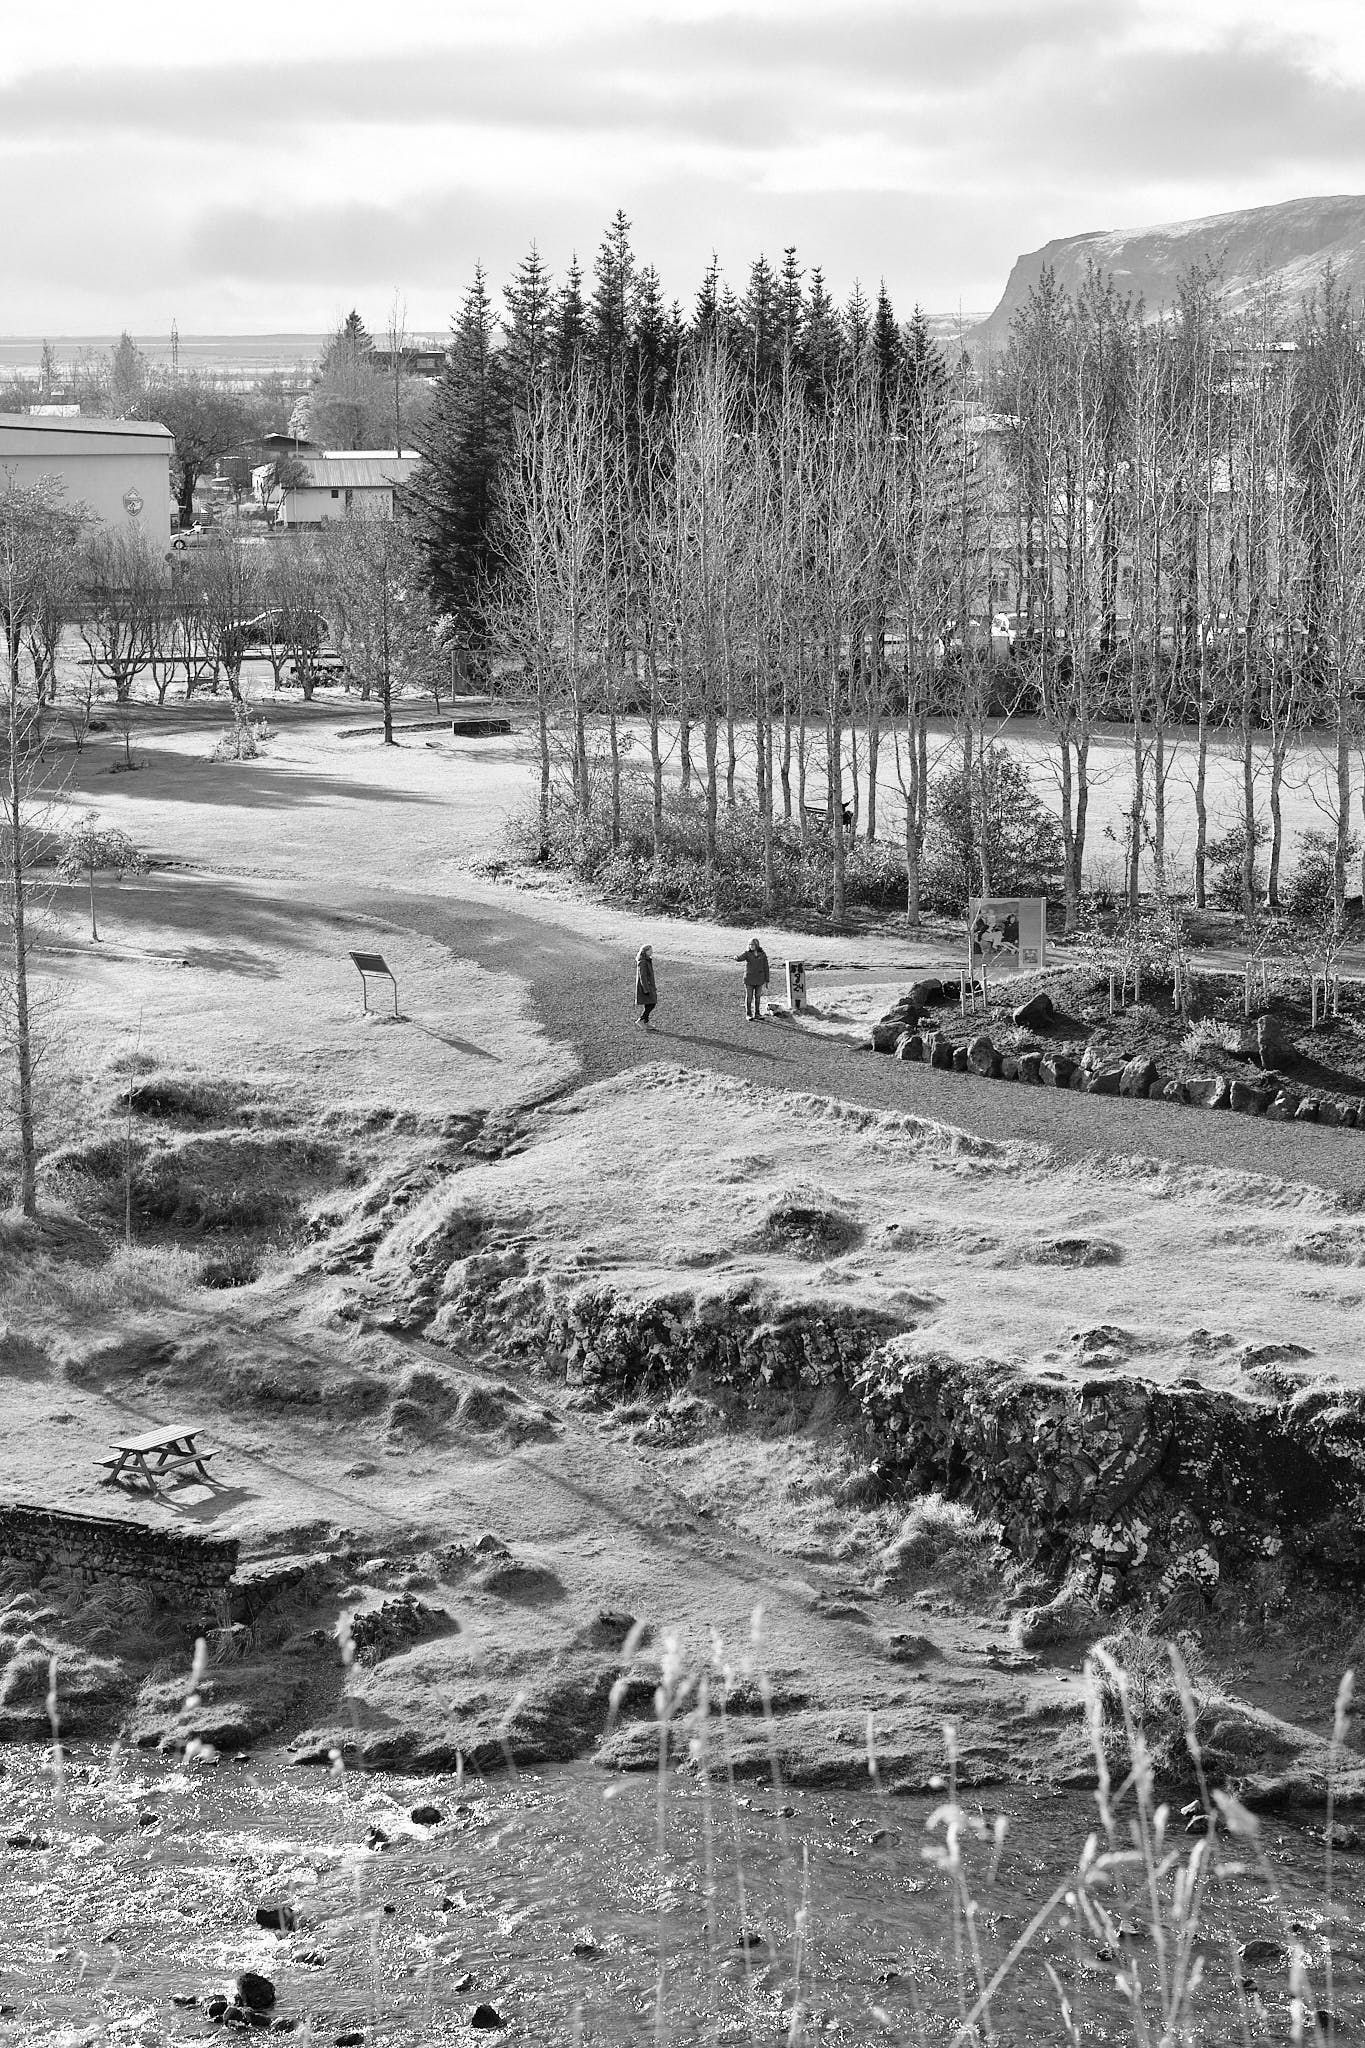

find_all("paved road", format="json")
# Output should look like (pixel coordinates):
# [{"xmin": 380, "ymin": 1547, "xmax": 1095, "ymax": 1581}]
[{"xmin": 360, "ymin": 886, "xmax": 1365, "ymax": 1197}]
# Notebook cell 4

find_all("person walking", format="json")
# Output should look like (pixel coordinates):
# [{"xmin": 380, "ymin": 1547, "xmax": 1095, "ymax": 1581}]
[
  {"xmin": 737, "ymin": 937, "xmax": 770, "ymax": 1020},
  {"xmin": 635, "ymin": 943, "xmax": 657, "ymax": 1028}
]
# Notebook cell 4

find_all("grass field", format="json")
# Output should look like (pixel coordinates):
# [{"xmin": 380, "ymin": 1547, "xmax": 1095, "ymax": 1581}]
[{"xmin": 4, "ymin": 677, "xmax": 1365, "ymax": 2043}]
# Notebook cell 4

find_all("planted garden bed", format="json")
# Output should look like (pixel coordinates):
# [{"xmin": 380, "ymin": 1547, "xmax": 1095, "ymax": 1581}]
[{"xmin": 870, "ymin": 964, "xmax": 1365, "ymax": 1127}]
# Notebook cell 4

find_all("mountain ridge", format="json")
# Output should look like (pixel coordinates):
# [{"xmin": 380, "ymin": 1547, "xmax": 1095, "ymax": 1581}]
[{"xmin": 973, "ymin": 193, "xmax": 1365, "ymax": 352}]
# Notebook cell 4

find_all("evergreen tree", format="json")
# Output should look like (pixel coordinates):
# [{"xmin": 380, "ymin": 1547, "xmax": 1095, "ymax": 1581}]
[
  {"xmin": 662, "ymin": 299, "xmax": 689, "ymax": 370},
  {"xmin": 589, "ymin": 210, "xmax": 635, "ymax": 379},
  {"xmin": 871, "ymin": 282, "xmax": 903, "ymax": 413},
  {"xmin": 502, "ymin": 244, "xmax": 554, "ymax": 413},
  {"xmin": 777, "ymin": 247, "xmax": 805, "ymax": 359},
  {"xmin": 631, "ymin": 263, "xmax": 675, "ymax": 414},
  {"xmin": 800, "ymin": 267, "xmax": 842, "ymax": 401},
  {"xmin": 322, "ymin": 310, "xmax": 374, "ymax": 371},
  {"xmin": 740, "ymin": 255, "xmax": 781, "ymax": 389},
  {"xmin": 843, "ymin": 280, "xmax": 872, "ymax": 378},
  {"xmin": 108, "ymin": 332, "xmax": 147, "ymax": 418},
  {"xmin": 406, "ymin": 267, "xmax": 503, "ymax": 641},
  {"xmin": 718, "ymin": 282, "xmax": 743, "ymax": 358},
  {"xmin": 554, "ymin": 257, "xmax": 586, "ymax": 371},
  {"xmin": 694, "ymin": 254, "xmax": 723, "ymax": 350},
  {"xmin": 902, "ymin": 305, "xmax": 948, "ymax": 416}
]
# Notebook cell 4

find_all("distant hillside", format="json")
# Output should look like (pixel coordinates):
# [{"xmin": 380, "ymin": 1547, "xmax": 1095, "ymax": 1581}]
[{"xmin": 972, "ymin": 194, "xmax": 1365, "ymax": 354}]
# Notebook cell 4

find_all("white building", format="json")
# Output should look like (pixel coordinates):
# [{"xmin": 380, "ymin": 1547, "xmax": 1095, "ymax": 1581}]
[
  {"xmin": 0, "ymin": 412, "xmax": 175, "ymax": 549},
  {"xmin": 275, "ymin": 451, "xmax": 421, "ymax": 528}
]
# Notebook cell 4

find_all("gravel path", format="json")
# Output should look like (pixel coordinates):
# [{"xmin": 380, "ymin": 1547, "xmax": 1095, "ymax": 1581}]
[{"xmin": 364, "ymin": 887, "xmax": 1365, "ymax": 1197}]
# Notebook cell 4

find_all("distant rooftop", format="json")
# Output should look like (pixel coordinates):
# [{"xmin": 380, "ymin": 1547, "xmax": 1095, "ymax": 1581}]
[
  {"xmin": 0, "ymin": 410, "xmax": 174, "ymax": 440},
  {"xmin": 295, "ymin": 453, "xmax": 421, "ymax": 489}
]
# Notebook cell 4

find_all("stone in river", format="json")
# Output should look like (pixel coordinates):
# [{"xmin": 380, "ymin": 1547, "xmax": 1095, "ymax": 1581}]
[{"xmin": 235, "ymin": 1972, "xmax": 276, "ymax": 2012}]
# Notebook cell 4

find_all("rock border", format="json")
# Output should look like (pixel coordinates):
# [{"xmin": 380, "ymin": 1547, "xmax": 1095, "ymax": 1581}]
[{"xmin": 869, "ymin": 996, "xmax": 1362, "ymax": 1131}]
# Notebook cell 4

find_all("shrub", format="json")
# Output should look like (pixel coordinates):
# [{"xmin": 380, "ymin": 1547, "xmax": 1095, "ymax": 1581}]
[
  {"xmin": 1089, "ymin": 1612, "xmax": 1208, "ymax": 1775},
  {"xmin": 1182, "ymin": 1015, "xmax": 1243, "ymax": 1057},
  {"xmin": 1287, "ymin": 826, "xmax": 1360, "ymax": 920},
  {"xmin": 921, "ymin": 746, "xmax": 1062, "ymax": 913},
  {"xmin": 507, "ymin": 773, "xmax": 909, "ymax": 917},
  {"xmin": 1206, "ymin": 819, "xmax": 1267, "ymax": 911},
  {"xmin": 212, "ymin": 705, "xmax": 271, "ymax": 762}
]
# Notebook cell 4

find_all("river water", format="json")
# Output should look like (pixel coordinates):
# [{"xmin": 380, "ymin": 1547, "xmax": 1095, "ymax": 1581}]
[{"xmin": 2, "ymin": 1741, "xmax": 1362, "ymax": 2045}]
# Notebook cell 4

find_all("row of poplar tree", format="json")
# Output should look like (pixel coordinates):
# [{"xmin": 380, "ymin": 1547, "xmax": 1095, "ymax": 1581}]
[{"xmin": 402, "ymin": 213, "xmax": 1365, "ymax": 930}]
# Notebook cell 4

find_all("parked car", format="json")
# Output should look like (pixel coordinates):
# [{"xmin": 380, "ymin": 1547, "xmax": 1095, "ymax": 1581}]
[{"xmin": 240, "ymin": 608, "xmax": 330, "ymax": 649}]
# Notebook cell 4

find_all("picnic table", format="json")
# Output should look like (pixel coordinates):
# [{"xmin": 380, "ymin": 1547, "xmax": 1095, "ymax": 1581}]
[{"xmin": 101, "ymin": 1423, "xmax": 216, "ymax": 1492}]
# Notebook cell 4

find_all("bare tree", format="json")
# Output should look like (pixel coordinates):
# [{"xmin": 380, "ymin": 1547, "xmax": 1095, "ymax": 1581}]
[
  {"xmin": 1, "ymin": 477, "xmax": 84, "ymax": 1216},
  {"xmin": 261, "ymin": 534, "xmax": 329, "ymax": 698},
  {"xmin": 195, "ymin": 531, "xmax": 261, "ymax": 700},
  {"xmin": 1296, "ymin": 279, "xmax": 1365, "ymax": 931},
  {"xmin": 78, "ymin": 524, "xmax": 163, "ymax": 702}
]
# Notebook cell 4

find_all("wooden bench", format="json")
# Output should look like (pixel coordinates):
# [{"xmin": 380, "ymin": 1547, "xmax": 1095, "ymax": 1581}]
[
  {"xmin": 101, "ymin": 1424, "xmax": 216, "ymax": 1491},
  {"xmin": 801, "ymin": 805, "xmax": 854, "ymax": 833}
]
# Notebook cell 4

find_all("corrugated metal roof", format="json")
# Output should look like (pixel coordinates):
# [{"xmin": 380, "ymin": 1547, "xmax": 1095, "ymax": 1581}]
[{"xmin": 298, "ymin": 455, "xmax": 421, "ymax": 488}]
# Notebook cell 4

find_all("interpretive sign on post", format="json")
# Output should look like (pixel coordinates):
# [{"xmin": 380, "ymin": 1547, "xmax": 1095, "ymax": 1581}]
[
  {"xmin": 967, "ymin": 898, "xmax": 1047, "ymax": 973},
  {"xmin": 786, "ymin": 961, "xmax": 807, "ymax": 1014},
  {"xmin": 349, "ymin": 951, "xmax": 398, "ymax": 1017}
]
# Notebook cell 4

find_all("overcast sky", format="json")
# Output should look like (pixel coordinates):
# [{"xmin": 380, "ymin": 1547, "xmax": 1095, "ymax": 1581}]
[{"xmin": 4, "ymin": 0, "xmax": 1365, "ymax": 337}]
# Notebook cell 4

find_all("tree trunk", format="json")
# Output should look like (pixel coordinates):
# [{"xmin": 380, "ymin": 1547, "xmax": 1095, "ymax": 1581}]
[
  {"xmin": 704, "ymin": 713, "xmax": 719, "ymax": 906},
  {"xmin": 608, "ymin": 707, "xmax": 621, "ymax": 850},
  {"xmin": 1335, "ymin": 708, "xmax": 1351, "ymax": 933},
  {"xmin": 537, "ymin": 680, "xmax": 551, "ymax": 861},
  {"xmin": 7, "ymin": 673, "xmax": 37, "ymax": 1217},
  {"xmin": 1058, "ymin": 738, "xmax": 1077, "ymax": 933},
  {"xmin": 1127, "ymin": 720, "xmax": 1144, "ymax": 913},
  {"xmin": 830, "ymin": 656, "xmax": 847, "ymax": 920},
  {"xmin": 1193, "ymin": 657, "xmax": 1210, "ymax": 909}
]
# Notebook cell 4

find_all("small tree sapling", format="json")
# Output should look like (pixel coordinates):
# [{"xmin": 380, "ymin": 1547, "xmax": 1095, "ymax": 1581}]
[{"xmin": 56, "ymin": 814, "xmax": 146, "ymax": 942}]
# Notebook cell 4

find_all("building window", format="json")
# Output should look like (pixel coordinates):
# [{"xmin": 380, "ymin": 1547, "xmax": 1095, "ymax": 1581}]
[{"xmin": 331, "ymin": 488, "xmax": 340, "ymax": 500}]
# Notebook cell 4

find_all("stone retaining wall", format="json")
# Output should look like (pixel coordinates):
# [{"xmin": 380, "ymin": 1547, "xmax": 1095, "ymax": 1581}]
[
  {"xmin": 852, "ymin": 1349, "xmax": 1365, "ymax": 1606},
  {"xmin": 470, "ymin": 1273, "xmax": 1365, "ymax": 1609},
  {"xmin": 422, "ymin": 1228, "xmax": 1365, "ymax": 1613},
  {"xmin": 0, "ymin": 1504, "xmax": 240, "ymax": 1600}
]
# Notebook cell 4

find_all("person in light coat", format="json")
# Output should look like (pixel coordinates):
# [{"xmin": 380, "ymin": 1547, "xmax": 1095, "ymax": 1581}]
[
  {"xmin": 635, "ymin": 943, "xmax": 657, "ymax": 1027},
  {"xmin": 737, "ymin": 937, "xmax": 770, "ymax": 1020}
]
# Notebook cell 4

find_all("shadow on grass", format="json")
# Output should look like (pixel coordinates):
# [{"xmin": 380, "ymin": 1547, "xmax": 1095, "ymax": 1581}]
[
  {"xmin": 152, "ymin": 1485, "xmax": 258, "ymax": 1524},
  {"xmin": 63, "ymin": 875, "xmax": 384, "ymax": 980},
  {"xmin": 69, "ymin": 747, "xmax": 442, "ymax": 813},
  {"xmin": 407, "ymin": 1019, "xmax": 500, "ymax": 1062}
]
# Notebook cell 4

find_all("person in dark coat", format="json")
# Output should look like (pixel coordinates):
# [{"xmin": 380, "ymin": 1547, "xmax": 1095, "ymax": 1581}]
[
  {"xmin": 635, "ymin": 943, "xmax": 657, "ymax": 1027},
  {"xmin": 737, "ymin": 937, "xmax": 770, "ymax": 1020}
]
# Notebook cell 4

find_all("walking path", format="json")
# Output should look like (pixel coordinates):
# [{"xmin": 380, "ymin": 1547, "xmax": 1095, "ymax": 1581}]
[{"xmin": 358, "ymin": 884, "xmax": 1365, "ymax": 1196}]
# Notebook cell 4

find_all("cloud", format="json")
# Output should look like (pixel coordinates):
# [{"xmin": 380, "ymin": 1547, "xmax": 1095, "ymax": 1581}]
[
  {"xmin": 954, "ymin": 34, "xmax": 1365, "ymax": 183},
  {"xmin": 0, "ymin": 1, "xmax": 1109, "ymax": 153},
  {"xmin": 3, "ymin": 4, "xmax": 1364, "ymax": 330}
]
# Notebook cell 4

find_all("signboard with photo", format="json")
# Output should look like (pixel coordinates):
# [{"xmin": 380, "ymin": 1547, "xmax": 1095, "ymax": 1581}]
[{"xmin": 968, "ymin": 897, "xmax": 1047, "ymax": 973}]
